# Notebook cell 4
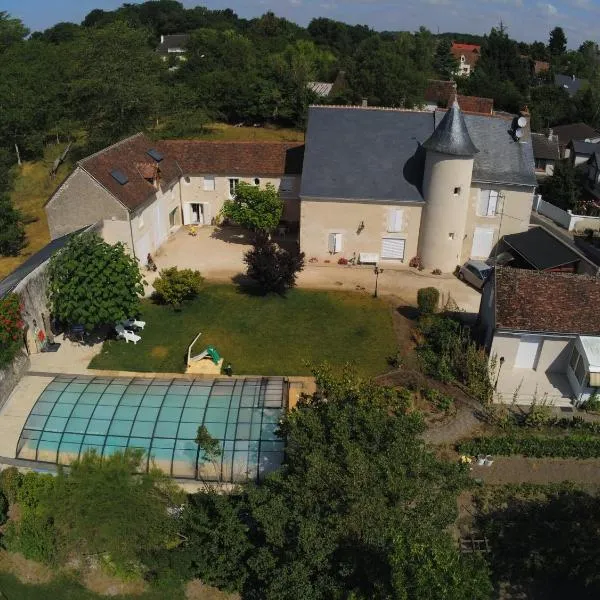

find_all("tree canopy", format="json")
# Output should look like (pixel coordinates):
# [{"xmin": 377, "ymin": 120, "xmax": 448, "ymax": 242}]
[
  {"xmin": 47, "ymin": 232, "xmax": 144, "ymax": 330},
  {"xmin": 221, "ymin": 182, "xmax": 283, "ymax": 232}
]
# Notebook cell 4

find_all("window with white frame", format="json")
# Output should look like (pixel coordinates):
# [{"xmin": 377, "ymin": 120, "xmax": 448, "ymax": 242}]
[
  {"xmin": 228, "ymin": 178, "xmax": 239, "ymax": 199},
  {"xmin": 328, "ymin": 232, "xmax": 343, "ymax": 254},
  {"xmin": 387, "ymin": 209, "xmax": 403, "ymax": 233},
  {"xmin": 203, "ymin": 176, "xmax": 215, "ymax": 191},
  {"xmin": 477, "ymin": 189, "xmax": 499, "ymax": 217}
]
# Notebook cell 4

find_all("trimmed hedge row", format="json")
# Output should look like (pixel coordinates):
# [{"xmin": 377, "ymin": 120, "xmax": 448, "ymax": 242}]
[{"xmin": 458, "ymin": 434, "xmax": 600, "ymax": 459}]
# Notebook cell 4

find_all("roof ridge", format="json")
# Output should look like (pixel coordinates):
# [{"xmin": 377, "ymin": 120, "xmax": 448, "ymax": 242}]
[
  {"xmin": 309, "ymin": 104, "xmax": 430, "ymax": 114},
  {"xmin": 79, "ymin": 132, "xmax": 146, "ymax": 165},
  {"xmin": 162, "ymin": 139, "xmax": 303, "ymax": 145}
]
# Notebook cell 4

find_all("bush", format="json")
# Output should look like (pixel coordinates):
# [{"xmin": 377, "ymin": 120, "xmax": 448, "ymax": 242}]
[
  {"xmin": 0, "ymin": 195, "xmax": 26, "ymax": 256},
  {"xmin": 0, "ymin": 294, "xmax": 24, "ymax": 369},
  {"xmin": 582, "ymin": 389, "xmax": 600, "ymax": 412},
  {"xmin": 243, "ymin": 234, "xmax": 305, "ymax": 295},
  {"xmin": 417, "ymin": 287, "xmax": 439, "ymax": 314},
  {"xmin": 458, "ymin": 434, "xmax": 600, "ymax": 459},
  {"xmin": 424, "ymin": 387, "xmax": 454, "ymax": 412},
  {"xmin": 153, "ymin": 267, "xmax": 204, "ymax": 308},
  {"xmin": 0, "ymin": 467, "xmax": 22, "ymax": 503},
  {"xmin": 3, "ymin": 513, "xmax": 57, "ymax": 564},
  {"xmin": 0, "ymin": 492, "xmax": 8, "ymax": 525}
]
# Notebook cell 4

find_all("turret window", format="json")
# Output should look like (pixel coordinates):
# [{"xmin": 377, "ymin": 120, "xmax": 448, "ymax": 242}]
[{"xmin": 454, "ymin": 187, "xmax": 461, "ymax": 195}]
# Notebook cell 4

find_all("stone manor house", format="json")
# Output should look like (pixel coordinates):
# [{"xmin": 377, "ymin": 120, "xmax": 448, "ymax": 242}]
[{"xmin": 46, "ymin": 102, "xmax": 536, "ymax": 273}]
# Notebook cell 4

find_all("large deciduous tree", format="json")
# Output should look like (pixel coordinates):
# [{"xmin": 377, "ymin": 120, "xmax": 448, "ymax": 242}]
[
  {"xmin": 0, "ymin": 12, "xmax": 29, "ymax": 53},
  {"xmin": 47, "ymin": 232, "xmax": 144, "ymax": 331},
  {"xmin": 221, "ymin": 182, "xmax": 283, "ymax": 232},
  {"xmin": 538, "ymin": 159, "xmax": 586, "ymax": 211}
]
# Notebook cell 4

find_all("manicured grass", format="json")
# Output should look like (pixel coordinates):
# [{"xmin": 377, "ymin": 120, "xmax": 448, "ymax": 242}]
[
  {"xmin": 0, "ymin": 144, "xmax": 72, "ymax": 281},
  {"xmin": 89, "ymin": 285, "xmax": 397, "ymax": 377},
  {"xmin": 0, "ymin": 573, "xmax": 183, "ymax": 600},
  {"xmin": 198, "ymin": 122, "xmax": 304, "ymax": 142}
]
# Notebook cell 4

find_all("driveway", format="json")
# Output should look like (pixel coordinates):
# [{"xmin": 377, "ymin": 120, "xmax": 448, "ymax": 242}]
[{"xmin": 148, "ymin": 226, "xmax": 482, "ymax": 313}]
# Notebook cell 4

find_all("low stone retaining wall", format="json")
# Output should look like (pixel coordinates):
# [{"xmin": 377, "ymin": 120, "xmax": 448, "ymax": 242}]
[{"xmin": 0, "ymin": 351, "xmax": 30, "ymax": 408}]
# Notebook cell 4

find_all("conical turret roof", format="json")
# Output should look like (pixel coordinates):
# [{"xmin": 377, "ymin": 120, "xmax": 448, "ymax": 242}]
[{"xmin": 423, "ymin": 100, "xmax": 479, "ymax": 157}]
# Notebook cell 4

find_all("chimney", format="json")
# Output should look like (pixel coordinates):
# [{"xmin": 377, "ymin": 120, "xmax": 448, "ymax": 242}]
[
  {"xmin": 160, "ymin": 34, "xmax": 165, "ymax": 43},
  {"xmin": 572, "ymin": 74, "xmax": 576, "ymax": 81},
  {"xmin": 548, "ymin": 128, "xmax": 553, "ymax": 140},
  {"xmin": 361, "ymin": 98, "xmax": 368, "ymax": 108}
]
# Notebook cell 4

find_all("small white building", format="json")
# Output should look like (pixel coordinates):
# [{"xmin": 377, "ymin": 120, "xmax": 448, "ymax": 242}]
[{"xmin": 480, "ymin": 267, "xmax": 600, "ymax": 406}]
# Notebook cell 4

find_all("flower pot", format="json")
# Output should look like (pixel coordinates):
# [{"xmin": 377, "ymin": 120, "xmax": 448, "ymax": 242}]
[
  {"xmin": 484, "ymin": 455, "xmax": 494, "ymax": 467},
  {"xmin": 476, "ymin": 454, "xmax": 486, "ymax": 466}
]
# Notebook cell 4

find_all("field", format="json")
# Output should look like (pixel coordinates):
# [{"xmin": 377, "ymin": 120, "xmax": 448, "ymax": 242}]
[{"xmin": 89, "ymin": 284, "xmax": 397, "ymax": 377}]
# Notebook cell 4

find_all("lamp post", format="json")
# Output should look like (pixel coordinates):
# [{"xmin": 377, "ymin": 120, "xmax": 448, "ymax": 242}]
[
  {"xmin": 373, "ymin": 265, "xmax": 384, "ymax": 298},
  {"xmin": 494, "ymin": 356, "xmax": 505, "ymax": 391}
]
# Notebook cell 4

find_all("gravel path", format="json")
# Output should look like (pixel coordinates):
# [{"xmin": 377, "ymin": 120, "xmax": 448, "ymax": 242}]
[{"xmin": 470, "ymin": 456, "xmax": 600, "ymax": 485}]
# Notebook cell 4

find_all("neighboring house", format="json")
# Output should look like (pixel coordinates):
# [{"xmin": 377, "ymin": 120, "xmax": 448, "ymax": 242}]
[
  {"xmin": 159, "ymin": 140, "xmax": 304, "ymax": 224},
  {"xmin": 300, "ymin": 103, "xmax": 536, "ymax": 271},
  {"xmin": 423, "ymin": 80, "xmax": 493, "ymax": 115},
  {"xmin": 45, "ymin": 134, "xmax": 304, "ymax": 260},
  {"xmin": 451, "ymin": 42, "xmax": 480, "ymax": 76},
  {"xmin": 480, "ymin": 267, "xmax": 600, "ymax": 406},
  {"xmin": 500, "ymin": 226, "xmax": 597, "ymax": 275},
  {"xmin": 533, "ymin": 59, "xmax": 550, "ymax": 74},
  {"xmin": 555, "ymin": 74, "xmax": 585, "ymax": 98},
  {"xmin": 307, "ymin": 71, "xmax": 346, "ymax": 99},
  {"xmin": 566, "ymin": 140, "xmax": 600, "ymax": 166},
  {"xmin": 553, "ymin": 122, "xmax": 600, "ymax": 157},
  {"xmin": 156, "ymin": 34, "xmax": 189, "ymax": 61},
  {"xmin": 531, "ymin": 131, "xmax": 560, "ymax": 176}
]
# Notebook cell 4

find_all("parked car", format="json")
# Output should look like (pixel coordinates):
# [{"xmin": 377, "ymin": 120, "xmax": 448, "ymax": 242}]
[
  {"xmin": 458, "ymin": 260, "xmax": 493, "ymax": 289},
  {"xmin": 457, "ymin": 252, "xmax": 514, "ymax": 290}
]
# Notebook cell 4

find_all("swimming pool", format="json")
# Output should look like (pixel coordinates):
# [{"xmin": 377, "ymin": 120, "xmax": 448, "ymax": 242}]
[{"xmin": 16, "ymin": 375, "xmax": 286, "ymax": 482}]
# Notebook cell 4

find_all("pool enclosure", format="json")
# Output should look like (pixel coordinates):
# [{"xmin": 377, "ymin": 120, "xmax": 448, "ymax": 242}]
[{"xmin": 16, "ymin": 375, "xmax": 286, "ymax": 482}]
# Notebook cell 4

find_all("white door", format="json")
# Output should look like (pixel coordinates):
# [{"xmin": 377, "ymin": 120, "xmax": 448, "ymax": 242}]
[
  {"xmin": 471, "ymin": 227, "xmax": 495, "ymax": 258},
  {"xmin": 381, "ymin": 238, "xmax": 405, "ymax": 260},
  {"xmin": 202, "ymin": 203, "xmax": 211, "ymax": 226},
  {"xmin": 514, "ymin": 336, "xmax": 542, "ymax": 369}
]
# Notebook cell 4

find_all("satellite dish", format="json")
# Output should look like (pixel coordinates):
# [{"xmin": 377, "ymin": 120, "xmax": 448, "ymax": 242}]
[
  {"xmin": 515, "ymin": 128, "xmax": 524, "ymax": 139},
  {"xmin": 517, "ymin": 116, "xmax": 527, "ymax": 128}
]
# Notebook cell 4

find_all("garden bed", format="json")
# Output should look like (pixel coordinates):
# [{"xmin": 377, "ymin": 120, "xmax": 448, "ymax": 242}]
[{"xmin": 89, "ymin": 284, "xmax": 397, "ymax": 376}]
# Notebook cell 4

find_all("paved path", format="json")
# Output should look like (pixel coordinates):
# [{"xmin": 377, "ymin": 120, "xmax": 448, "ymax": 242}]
[{"xmin": 471, "ymin": 456, "xmax": 600, "ymax": 485}]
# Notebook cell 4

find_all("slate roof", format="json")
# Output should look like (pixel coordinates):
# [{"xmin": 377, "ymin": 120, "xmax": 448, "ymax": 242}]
[
  {"xmin": 531, "ymin": 133, "xmax": 560, "ymax": 161},
  {"xmin": 160, "ymin": 141, "xmax": 304, "ymax": 177},
  {"xmin": 423, "ymin": 101, "xmax": 479, "ymax": 157},
  {"xmin": 301, "ymin": 106, "xmax": 536, "ymax": 202},
  {"xmin": 553, "ymin": 122, "xmax": 600, "ymax": 147},
  {"xmin": 495, "ymin": 267, "xmax": 600, "ymax": 335},
  {"xmin": 79, "ymin": 133, "xmax": 181, "ymax": 212},
  {"xmin": 555, "ymin": 74, "xmax": 585, "ymax": 97},
  {"xmin": 156, "ymin": 34, "xmax": 189, "ymax": 56},
  {"xmin": 502, "ymin": 227, "xmax": 579, "ymax": 270},
  {"xmin": 435, "ymin": 110, "xmax": 537, "ymax": 187},
  {"xmin": 0, "ymin": 229, "xmax": 86, "ymax": 299},
  {"xmin": 568, "ymin": 139, "xmax": 600, "ymax": 156}
]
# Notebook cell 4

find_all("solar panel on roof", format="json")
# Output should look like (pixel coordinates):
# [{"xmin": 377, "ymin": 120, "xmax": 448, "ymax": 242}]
[
  {"xmin": 110, "ymin": 169, "xmax": 129, "ymax": 185},
  {"xmin": 146, "ymin": 148, "xmax": 164, "ymax": 162}
]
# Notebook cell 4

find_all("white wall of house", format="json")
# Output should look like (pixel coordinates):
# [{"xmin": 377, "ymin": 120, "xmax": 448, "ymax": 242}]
[{"xmin": 179, "ymin": 175, "xmax": 301, "ymax": 226}]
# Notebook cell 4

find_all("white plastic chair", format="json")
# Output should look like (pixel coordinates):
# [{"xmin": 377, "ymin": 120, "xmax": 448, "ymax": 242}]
[
  {"xmin": 115, "ymin": 324, "xmax": 141, "ymax": 344},
  {"xmin": 122, "ymin": 318, "xmax": 146, "ymax": 330}
]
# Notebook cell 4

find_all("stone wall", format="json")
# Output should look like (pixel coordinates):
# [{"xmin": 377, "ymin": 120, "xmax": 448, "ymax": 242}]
[{"xmin": 0, "ymin": 351, "xmax": 30, "ymax": 409}]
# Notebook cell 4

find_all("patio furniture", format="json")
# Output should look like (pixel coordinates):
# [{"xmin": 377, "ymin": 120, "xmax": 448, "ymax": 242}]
[
  {"xmin": 277, "ymin": 226, "xmax": 287, "ymax": 239},
  {"xmin": 122, "ymin": 318, "xmax": 146, "ymax": 330},
  {"xmin": 115, "ymin": 324, "xmax": 141, "ymax": 344},
  {"xmin": 70, "ymin": 324, "xmax": 85, "ymax": 344}
]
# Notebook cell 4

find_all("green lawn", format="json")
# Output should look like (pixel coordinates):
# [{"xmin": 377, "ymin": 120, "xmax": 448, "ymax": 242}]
[
  {"xmin": 0, "ymin": 573, "xmax": 183, "ymax": 600},
  {"xmin": 89, "ymin": 285, "xmax": 397, "ymax": 377}
]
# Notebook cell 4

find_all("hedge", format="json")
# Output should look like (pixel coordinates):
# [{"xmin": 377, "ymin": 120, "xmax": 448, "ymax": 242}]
[{"xmin": 458, "ymin": 434, "xmax": 600, "ymax": 459}]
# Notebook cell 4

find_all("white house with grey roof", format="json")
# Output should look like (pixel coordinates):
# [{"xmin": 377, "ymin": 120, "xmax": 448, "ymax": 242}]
[{"xmin": 299, "ymin": 102, "xmax": 537, "ymax": 272}]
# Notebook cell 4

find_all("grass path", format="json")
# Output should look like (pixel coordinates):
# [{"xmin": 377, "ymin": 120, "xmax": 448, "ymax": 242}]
[{"xmin": 90, "ymin": 285, "xmax": 397, "ymax": 377}]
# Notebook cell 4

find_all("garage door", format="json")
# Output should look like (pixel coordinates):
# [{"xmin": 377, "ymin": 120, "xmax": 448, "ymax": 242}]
[
  {"xmin": 471, "ymin": 227, "xmax": 495, "ymax": 258},
  {"xmin": 514, "ymin": 336, "xmax": 542, "ymax": 369},
  {"xmin": 381, "ymin": 238, "xmax": 405, "ymax": 260}
]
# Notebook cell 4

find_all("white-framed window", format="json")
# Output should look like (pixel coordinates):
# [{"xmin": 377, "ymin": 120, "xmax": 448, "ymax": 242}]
[
  {"xmin": 387, "ymin": 209, "xmax": 403, "ymax": 233},
  {"xmin": 328, "ymin": 232, "xmax": 343, "ymax": 254},
  {"xmin": 203, "ymin": 176, "xmax": 215, "ymax": 191},
  {"xmin": 477, "ymin": 189, "xmax": 499, "ymax": 217},
  {"xmin": 228, "ymin": 178, "xmax": 239, "ymax": 199},
  {"xmin": 280, "ymin": 176, "xmax": 294, "ymax": 195}
]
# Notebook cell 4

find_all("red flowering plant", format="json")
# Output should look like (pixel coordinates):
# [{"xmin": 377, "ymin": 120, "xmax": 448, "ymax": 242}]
[{"xmin": 0, "ymin": 294, "xmax": 24, "ymax": 368}]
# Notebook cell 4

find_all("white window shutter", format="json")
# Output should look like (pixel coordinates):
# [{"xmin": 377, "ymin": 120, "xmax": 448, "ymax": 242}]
[
  {"xmin": 329, "ymin": 232, "xmax": 342, "ymax": 253},
  {"xmin": 487, "ymin": 190, "xmax": 498, "ymax": 216},
  {"xmin": 203, "ymin": 176, "xmax": 215, "ymax": 191},
  {"xmin": 388, "ymin": 209, "xmax": 403, "ymax": 232},
  {"xmin": 477, "ymin": 190, "xmax": 489, "ymax": 216},
  {"xmin": 328, "ymin": 233, "xmax": 336, "ymax": 253}
]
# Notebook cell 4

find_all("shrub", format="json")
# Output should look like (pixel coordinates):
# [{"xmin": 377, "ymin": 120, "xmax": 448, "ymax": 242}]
[
  {"xmin": 337, "ymin": 257, "xmax": 348, "ymax": 265},
  {"xmin": 417, "ymin": 287, "xmax": 440, "ymax": 314},
  {"xmin": 3, "ymin": 513, "xmax": 57, "ymax": 564},
  {"xmin": 432, "ymin": 268, "xmax": 442, "ymax": 275},
  {"xmin": 0, "ymin": 294, "xmax": 24, "ymax": 368},
  {"xmin": 0, "ymin": 492, "xmax": 8, "ymax": 525},
  {"xmin": 243, "ymin": 234, "xmax": 305, "ymax": 295},
  {"xmin": 153, "ymin": 267, "xmax": 204, "ymax": 308},
  {"xmin": 0, "ymin": 195, "xmax": 26, "ymax": 256},
  {"xmin": 424, "ymin": 387, "xmax": 454, "ymax": 412},
  {"xmin": 0, "ymin": 467, "xmax": 22, "ymax": 503},
  {"xmin": 458, "ymin": 434, "xmax": 600, "ymax": 459},
  {"xmin": 582, "ymin": 389, "xmax": 600, "ymax": 412},
  {"xmin": 409, "ymin": 256, "xmax": 422, "ymax": 269}
]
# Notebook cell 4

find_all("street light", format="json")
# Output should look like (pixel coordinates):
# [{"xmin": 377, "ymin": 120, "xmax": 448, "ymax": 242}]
[
  {"xmin": 494, "ymin": 356, "xmax": 505, "ymax": 390},
  {"xmin": 373, "ymin": 265, "xmax": 384, "ymax": 298}
]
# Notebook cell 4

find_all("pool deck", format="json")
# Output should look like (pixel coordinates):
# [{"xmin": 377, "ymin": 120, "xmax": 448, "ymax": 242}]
[{"xmin": 0, "ymin": 374, "xmax": 53, "ymax": 459}]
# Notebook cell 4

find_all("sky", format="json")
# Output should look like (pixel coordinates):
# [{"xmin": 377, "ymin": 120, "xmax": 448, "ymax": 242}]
[{"xmin": 3, "ymin": 0, "xmax": 600, "ymax": 47}]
